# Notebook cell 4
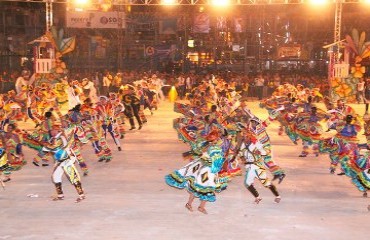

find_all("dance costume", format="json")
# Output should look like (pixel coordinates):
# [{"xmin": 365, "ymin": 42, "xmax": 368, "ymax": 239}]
[
  {"xmin": 165, "ymin": 138, "xmax": 225, "ymax": 202},
  {"xmin": 236, "ymin": 131, "xmax": 281, "ymax": 203},
  {"xmin": 42, "ymin": 130, "xmax": 85, "ymax": 202}
]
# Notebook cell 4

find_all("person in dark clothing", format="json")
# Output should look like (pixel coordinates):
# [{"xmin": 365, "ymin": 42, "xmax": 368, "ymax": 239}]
[{"xmin": 121, "ymin": 87, "xmax": 143, "ymax": 130}]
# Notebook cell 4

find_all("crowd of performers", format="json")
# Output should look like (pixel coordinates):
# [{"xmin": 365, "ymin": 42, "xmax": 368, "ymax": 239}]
[
  {"xmin": 165, "ymin": 79, "xmax": 286, "ymax": 214},
  {"xmin": 0, "ymin": 76, "xmax": 160, "ymax": 202},
  {"xmin": 1, "ymin": 71, "xmax": 369, "ymax": 208},
  {"xmin": 260, "ymin": 83, "xmax": 369, "ymax": 198},
  {"xmin": 165, "ymin": 81, "xmax": 370, "ymax": 214}
]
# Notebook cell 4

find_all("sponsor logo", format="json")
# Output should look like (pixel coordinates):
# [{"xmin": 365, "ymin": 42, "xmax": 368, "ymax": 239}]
[
  {"xmin": 70, "ymin": 18, "xmax": 89, "ymax": 23},
  {"xmin": 100, "ymin": 17, "xmax": 122, "ymax": 25},
  {"xmin": 100, "ymin": 16, "xmax": 108, "ymax": 24}
]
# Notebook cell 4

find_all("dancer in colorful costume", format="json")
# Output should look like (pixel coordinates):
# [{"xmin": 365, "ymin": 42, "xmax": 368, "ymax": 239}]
[
  {"xmin": 25, "ymin": 86, "xmax": 42, "ymax": 127},
  {"xmin": 260, "ymin": 93, "xmax": 298, "ymax": 143},
  {"xmin": 232, "ymin": 125, "xmax": 281, "ymax": 204},
  {"xmin": 326, "ymin": 99, "xmax": 356, "ymax": 132},
  {"xmin": 36, "ymin": 85, "xmax": 63, "ymax": 119},
  {"xmin": 334, "ymin": 115, "xmax": 361, "ymax": 171},
  {"xmin": 361, "ymin": 113, "xmax": 370, "ymax": 149},
  {"xmin": 96, "ymin": 96, "xmax": 122, "ymax": 151},
  {"xmin": 108, "ymin": 93, "xmax": 126, "ymax": 140},
  {"xmin": 26, "ymin": 111, "xmax": 57, "ymax": 167},
  {"xmin": 241, "ymin": 101, "xmax": 286, "ymax": 182},
  {"xmin": 0, "ymin": 124, "xmax": 25, "ymax": 182},
  {"xmin": 294, "ymin": 106, "xmax": 330, "ymax": 157},
  {"xmin": 63, "ymin": 105, "xmax": 90, "ymax": 175},
  {"xmin": 165, "ymin": 130, "xmax": 226, "ymax": 214},
  {"xmin": 320, "ymin": 115, "xmax": 369, "ymax": 196},
  {"xmin": 80, "ymin": 99, "xmax": 113, "ymax": 162},
  {"xmin": 0, "ymin": 148, "xmax": 8, "ymax": 188},
  {"xmin": 43, "ymin": 127, "xmax": 85, "ymax": 203}
]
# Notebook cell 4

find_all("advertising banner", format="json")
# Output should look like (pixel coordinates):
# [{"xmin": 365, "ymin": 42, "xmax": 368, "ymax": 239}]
[
  {"xmin": 277, "ymin": 45, "xmax": 301, "ymax": 59},
  {"xmin": 66, "ymin": 11, "xmax": 126, "ymax": 29},
  {"xmin": 193, "ymin": 13, "xmax": 210, "ymax": 33}
]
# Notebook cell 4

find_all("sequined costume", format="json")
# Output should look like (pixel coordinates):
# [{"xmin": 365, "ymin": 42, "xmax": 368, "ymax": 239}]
[{"xmin": 95, "ymin": 96, "xmax": 122, "ymax": 151}]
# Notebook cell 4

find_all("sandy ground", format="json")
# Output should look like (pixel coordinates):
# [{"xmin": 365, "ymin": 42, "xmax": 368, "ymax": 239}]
[{"xmin": 0, "ymin": 100, "xmax": 369, "ymax": 240}]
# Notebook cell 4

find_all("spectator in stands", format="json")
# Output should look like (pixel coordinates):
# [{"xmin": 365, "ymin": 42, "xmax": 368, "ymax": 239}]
[
  {"xmin": 357, "ymin": 77, "xmax": 366, "ymax": 104},
  {"xmin": 102, "ymin": 71, "xmax": 112, "ymax": 96}
]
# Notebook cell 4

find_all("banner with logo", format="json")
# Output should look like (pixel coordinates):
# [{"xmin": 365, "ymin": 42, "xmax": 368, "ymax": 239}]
[
  {"xmin": 66, "ymin": 11, "xmax": 126, "ymax": 29},
  {"xmin": 154, "ymin": 44, "xmax": 177, "ymax": 60},
  {"xmin": 193, "ymin": 13, "xmax": 210, "ymax": 33},
  {"xmin": 277, "ymin": 45, "xmax": 301, "ymax": 59}
]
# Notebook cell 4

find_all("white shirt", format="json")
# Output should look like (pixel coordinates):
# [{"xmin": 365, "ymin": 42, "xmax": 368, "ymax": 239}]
[
  {"xmin": 255, "ymin": 78, "xmax": 265, "ymax": 87},
  {"xmin": 67, "ymin": 86, "xmax": 81, "ymax": 109},
  {"xmin": 357, "ymin": 82, "xmax": 365, "ymax": 91},
  {"xmin": 15, "ymin": 77, "xmax": 29, "ymax": 94},
  {"xmin": 83, "ymin": 81, "xmax": 94, "ymax": 90},
  {"xmin": 103, "ymin": 76, "xmax": 111, "ymax": 87},
  {"xmin": 87, "ymin": 82, "xmax": 98, "ymax": 103},
  {"xmin": 153, "ymin": 78, "xmax": 164, "ymax": 89}
]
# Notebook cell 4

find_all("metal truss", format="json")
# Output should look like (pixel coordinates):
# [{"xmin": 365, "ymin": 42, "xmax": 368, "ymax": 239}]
[
  {"xmin": 334, "ymin": 1, "xmax": 343, "ymax": 44},
  {"xmin": 45, "ymin": 0, "xmax": 53, "ymax": 31},
  {"xmin": 0, "ymin": 0, "xmax": 364, "ymax": 5}
]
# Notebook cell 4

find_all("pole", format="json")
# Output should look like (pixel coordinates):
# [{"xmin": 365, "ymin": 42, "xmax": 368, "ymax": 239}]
[
  {"xmin": 334, "ymin": 0, "xmax": 342, "ymax": 64},
  {"xmin": 117, "ymin": 10, "xmax": 124, "ymax": 71},
  {"xmin": 2, "ymin": 11, "xmax": 7, "ymax": 70},
  {"xmin": 328, "ymin": 0, "xmax": 343, "ymax": 100},
  {"xmin": 182, "ymin": 14, "xmax": 187, "ymax": 73},
  {"xmin": 45, "ymin": 0, "xmax": 53, "ymax": 32},
  {"xmin": 244, "ymin": 38, "xmax": 247, "ymax": 74}
]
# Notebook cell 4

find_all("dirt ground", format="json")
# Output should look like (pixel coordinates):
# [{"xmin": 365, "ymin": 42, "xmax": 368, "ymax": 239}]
[{"xmin": 0, "ymin": 100, "xmax": 369, "ymax": 240}]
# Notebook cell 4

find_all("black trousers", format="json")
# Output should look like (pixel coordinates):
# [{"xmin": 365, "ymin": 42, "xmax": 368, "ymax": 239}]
[{"xmin": 124, "ymin": 104, "xmax": 142, "ymax": 127}]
